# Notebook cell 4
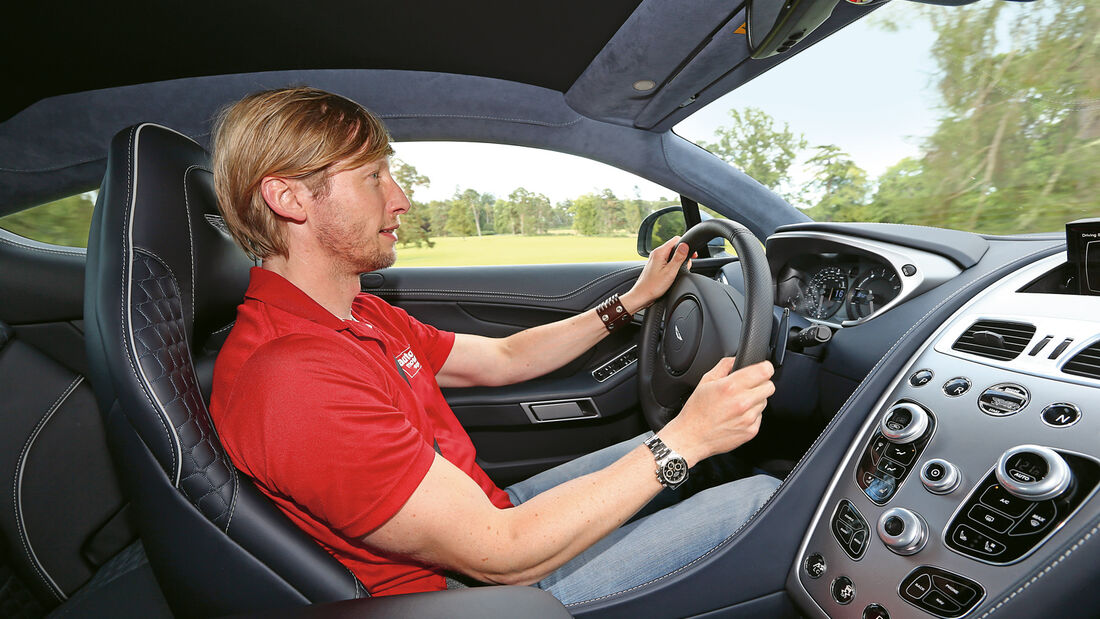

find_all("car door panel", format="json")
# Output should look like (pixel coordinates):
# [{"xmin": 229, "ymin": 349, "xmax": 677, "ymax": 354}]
[{"xmin": 365, "ymin": 262, "xmax": 649, "ymax": 486}]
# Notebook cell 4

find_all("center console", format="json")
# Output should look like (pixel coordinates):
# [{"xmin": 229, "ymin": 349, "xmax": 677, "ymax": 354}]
[{"xmin": 788, "ymin": 253, "xmax": 1100, "ymax": 618}]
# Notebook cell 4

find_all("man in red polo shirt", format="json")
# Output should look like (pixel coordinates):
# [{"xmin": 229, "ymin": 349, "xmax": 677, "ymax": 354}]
[{"xmin": 210, "ymin": 87, "xmax": 779, "ymax": 604}]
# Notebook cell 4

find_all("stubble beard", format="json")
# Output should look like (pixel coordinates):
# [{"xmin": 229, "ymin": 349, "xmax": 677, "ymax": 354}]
[{"xmin": 314, "ymin": 213, "xmax": 397, "ymax": 275}]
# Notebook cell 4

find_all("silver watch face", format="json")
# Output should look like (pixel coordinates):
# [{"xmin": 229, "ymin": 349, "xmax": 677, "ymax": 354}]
[{"xmin": 661, "ymin": 457, "xmax": 688, "ymax": 486}]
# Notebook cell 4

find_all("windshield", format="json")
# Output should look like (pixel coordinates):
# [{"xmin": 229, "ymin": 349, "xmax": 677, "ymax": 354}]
[{"xmin": 675, "ymin": 0, "xmax": 1098, "ymax": 235}]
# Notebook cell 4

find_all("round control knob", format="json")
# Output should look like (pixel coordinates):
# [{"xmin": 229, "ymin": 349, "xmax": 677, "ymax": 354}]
[
  {"xmin": 995, "ymin": 445, "xmax": 1072, "ymax": 501},
  {"xmin": 879, "ymin": 402, "xmax": 930, "ymax": 444},
  {"xmin": 920, "ymin": 458, "xmax": 961, "ymax": 494},
  {"xmin": 877, "ymin": 507, "xmax": 927, "ymax": 555}
]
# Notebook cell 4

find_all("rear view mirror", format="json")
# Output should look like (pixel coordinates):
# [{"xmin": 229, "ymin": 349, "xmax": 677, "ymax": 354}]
[{"xmin": 747, "ymin": 0, "xmax": 841, "ymax": 59}]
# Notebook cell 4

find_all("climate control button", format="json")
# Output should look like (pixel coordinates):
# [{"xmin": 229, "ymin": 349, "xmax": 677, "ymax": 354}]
[{"xmin": 995, "ymin": 445, "xmax": 1072, "ymax": 501}]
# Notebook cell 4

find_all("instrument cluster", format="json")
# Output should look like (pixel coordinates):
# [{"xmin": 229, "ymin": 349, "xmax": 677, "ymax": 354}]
[{"xmin": 775, "ymin": 254, "xmax": 902, "ymax": 324}]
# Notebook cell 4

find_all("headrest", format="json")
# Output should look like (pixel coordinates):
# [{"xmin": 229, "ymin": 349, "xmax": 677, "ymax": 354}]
[{"xmin": 111, "ymin": 124, "xmax": 254, "ymax": 350}]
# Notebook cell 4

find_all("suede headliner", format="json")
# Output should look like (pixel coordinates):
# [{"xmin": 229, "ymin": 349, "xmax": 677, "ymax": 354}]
[{"xmin": 0, "ymin": 69, "xmax": 807, "ymax": 237}]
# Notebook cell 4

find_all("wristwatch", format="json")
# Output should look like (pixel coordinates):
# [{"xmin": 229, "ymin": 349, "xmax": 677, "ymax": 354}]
[{"xmin": 644, "ymin": 435, "xmax": 689, "ymax": 490}]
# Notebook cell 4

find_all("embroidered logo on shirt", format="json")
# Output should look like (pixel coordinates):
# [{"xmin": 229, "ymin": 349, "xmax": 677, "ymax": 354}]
[{"xmin": 395, "ymin": 347, "xmax": 422, "ymax": 378}]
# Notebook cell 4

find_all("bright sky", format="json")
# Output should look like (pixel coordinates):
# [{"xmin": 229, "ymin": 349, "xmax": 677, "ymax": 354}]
[{"xmin": 396, "ymin": 2, "xmax": 943, "ymax": 206}]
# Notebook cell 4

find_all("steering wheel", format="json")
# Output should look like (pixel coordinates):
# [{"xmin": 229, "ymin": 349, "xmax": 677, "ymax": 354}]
[{"xmin": 638, "ymin": 219, "xmax": 775, "ymax": 430}]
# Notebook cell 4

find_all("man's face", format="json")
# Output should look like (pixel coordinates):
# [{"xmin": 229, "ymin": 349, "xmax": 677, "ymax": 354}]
[{"xmin": 309, "ymin": 157, "xmax": 410, "ymax": 274}]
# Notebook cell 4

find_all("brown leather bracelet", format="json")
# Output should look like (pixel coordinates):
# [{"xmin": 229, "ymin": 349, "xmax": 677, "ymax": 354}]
[{"xmin": 596, "ymin": 294, "xmax": 632, "ymax": 332}]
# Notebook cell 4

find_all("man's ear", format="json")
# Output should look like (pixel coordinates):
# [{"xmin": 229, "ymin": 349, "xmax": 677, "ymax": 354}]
[{"xmin": 260, "ymin": 176, "xmax": 308, "ymax": 223}]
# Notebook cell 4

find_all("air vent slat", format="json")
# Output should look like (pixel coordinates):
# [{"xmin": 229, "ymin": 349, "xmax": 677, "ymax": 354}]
[
  {"xmin": 952, "ymin": 320, "xmax": 1035, "ymax": 361},
  {"xmin": 1063, "ymin": 341, "xmax": 1100, "ymax": 380}
]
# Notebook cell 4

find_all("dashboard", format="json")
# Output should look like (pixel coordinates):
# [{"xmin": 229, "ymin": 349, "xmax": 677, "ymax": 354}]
[
  {"xmin": 776, "ymin": 254, "xmax": 902, "ymax": 323},
  {"xmin": 767, "ymin": 231, "xmax": 961, "ymax": 327},
  {"xmin": 786, "ymin": 252, "xmax": 1100, "ymax": 618}
]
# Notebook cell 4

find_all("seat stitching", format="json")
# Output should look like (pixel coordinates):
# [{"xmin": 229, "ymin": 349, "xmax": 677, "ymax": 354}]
[
  {"xmin": 0, "ymin": 233, "xmax": 86, "ymax": 257},
  {"xmin": 564, "ymin": 243, "xmax": 1060, "ymax": 608},
  {"xmin": 379, "ymin": 112, "xmax": 583, "ymax": 128},
  {"xmin": 120, "ymin": 126, "xmax": 179, "ymax": 482},
  {"xmin": 12, "ymin": 375, "xmax": 83, "ymax": 602},
  {"xmin": 209, "ymin": 321, "xmax": 236, "ymax": 336},
  {"xmin": 977, "ymin": 517, "xmax": 1098, "ymax": 617},
  {"xmin": 182, "ymin": 165, "xmax": 204, "ymax": 325},
  {"xmin": 224, "ymin": 465, "xmax": 240, "ymax": 531}
]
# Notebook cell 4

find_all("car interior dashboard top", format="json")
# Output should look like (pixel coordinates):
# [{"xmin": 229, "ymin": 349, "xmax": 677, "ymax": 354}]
[
  {"xmin": 788, "ymin": 252, "xmax": 1100, "ymax": 618},
  {"xmin": 767, "ymin": 229, "xmax": 961, "ymax": 328}
]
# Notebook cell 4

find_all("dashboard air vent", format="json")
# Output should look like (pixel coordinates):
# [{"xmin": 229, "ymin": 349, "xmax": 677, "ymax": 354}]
[
  {"xmin": 952, "ymin": 320, "xmax": 1036, "ymax": 361},
  {"xmin": 1063, "ymin": 341, "xmax": 1100, "ymax": 380}
]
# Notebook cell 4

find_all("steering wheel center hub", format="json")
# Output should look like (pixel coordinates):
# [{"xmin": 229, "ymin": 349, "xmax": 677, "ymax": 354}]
[{"xmin": 664, "ymin": 297, "xmax": 702, "ymax": 375}]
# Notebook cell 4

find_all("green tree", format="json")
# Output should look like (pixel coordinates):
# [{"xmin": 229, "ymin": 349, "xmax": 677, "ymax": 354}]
[
  {"xmin": 870, "ymin": 1, "xmax": 1100, "ymax": 233},
  {"xmin": 0, "ymin": 193, "xmax": 96, "ymax": 247},
  {"xmin": 391, "ymin": 159, "xmax": 435, "ymax": 248},
  {"xmin": 570, "ymin": 193, "xmax": 602, "ymax": 236},
  {"xmin": 801, "ymin": 145, "xmax": 872, "ymax": 222},
  {"xmin": 507, "ymin": 187, "xmax": 552, "ymax": 235},
  {"xmin": 700, "ymin": 107, "xmax": 808, "ymax": 203}
]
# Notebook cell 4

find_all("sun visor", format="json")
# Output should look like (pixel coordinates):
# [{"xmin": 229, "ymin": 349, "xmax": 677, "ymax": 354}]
[
  {"xmin": 564, "ymin": 0, "xmax": 741, "ymax": 126},
  {"xmin": 634, "ymin": 10, "xmax": 751, "ymax": 129}
]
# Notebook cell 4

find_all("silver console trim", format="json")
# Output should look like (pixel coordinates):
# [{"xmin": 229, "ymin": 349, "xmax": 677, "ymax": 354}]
[{"xmin": 788, "ymin": 253, "xmax": 1100, "ymax": 618}]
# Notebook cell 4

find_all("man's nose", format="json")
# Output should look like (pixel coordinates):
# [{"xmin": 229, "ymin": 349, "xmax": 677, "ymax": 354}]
[{"xmin": 389, "ymin": 184, "xmax": 412, "ymax": 215}]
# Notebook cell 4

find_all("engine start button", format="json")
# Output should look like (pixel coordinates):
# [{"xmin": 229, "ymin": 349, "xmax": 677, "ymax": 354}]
[{"xmin": 978, "ymin": 383, "xmax": 1030, "ymax": 416}]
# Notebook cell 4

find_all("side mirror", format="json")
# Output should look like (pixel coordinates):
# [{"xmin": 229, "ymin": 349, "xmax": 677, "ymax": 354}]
[
  {"xmin": 636, "ymin": 207, "xmax": 729, "ymax": 257},
  {"xmin": 637, "ymin": 206, "xmax": 686, "ymax": 257}
]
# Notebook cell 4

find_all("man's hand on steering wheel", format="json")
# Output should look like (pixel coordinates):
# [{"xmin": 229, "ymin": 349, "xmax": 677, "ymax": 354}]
[
  {"xmin": 620, "ymin": 236, "xmax": 693, "ymax": 315},
  {"xmin": 657, "ymin": 357, "xmax": 775, "ymax": 468}
]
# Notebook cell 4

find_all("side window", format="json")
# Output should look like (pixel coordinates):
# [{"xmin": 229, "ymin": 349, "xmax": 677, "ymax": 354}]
[
  {"xmin": 390, "ymin": 142, "xmax": 678, "ymax": 267},
  {"xmin": 0, "ymin": 191, "xmax": 97, "ymax": 248}
]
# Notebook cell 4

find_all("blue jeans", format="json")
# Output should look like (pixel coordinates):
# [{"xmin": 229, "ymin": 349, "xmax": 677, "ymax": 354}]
[{"xmin": 504, "ymin": 432, "xmax": 780, "ymax": 607}]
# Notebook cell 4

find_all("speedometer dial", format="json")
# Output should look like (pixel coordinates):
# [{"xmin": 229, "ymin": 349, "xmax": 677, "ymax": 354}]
[
  {"xmin": 805, "ymin": 267, "xmax": 848, "ymax": 319},
  {"xmin": 846, "ymin": 266, "xmax": 902, "ymax": 320}
]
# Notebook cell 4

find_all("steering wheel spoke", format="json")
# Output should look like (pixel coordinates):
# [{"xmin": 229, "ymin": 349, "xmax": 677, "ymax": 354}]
[{"xmin": 638, "ymin": 220, "xmax": 774, "ymax": 430}]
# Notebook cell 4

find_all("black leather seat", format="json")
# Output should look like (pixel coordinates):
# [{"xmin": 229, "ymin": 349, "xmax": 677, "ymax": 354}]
[
  {"xmin": 83, "ymin": 123, "xmax": 572, "ymax": 619},
  {"xmin": 84, "ymin": 124, "xmax": 368, "ymax": 616}
]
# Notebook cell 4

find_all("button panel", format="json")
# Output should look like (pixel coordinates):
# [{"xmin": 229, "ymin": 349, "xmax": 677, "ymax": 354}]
[
  {"xmin": 591, "ymin": 346, "xmax": 637, "ymax": 382},
  {"xmin": 945, "ymin": 452, "xmax": 1100, "ymax": 564},
  {"xmin": 899, "ymin": 566, "xmax": 984, "ymax": 618},
  {"xmin": 831, "ymin": 500, "xmax": 870, "ymax": 560},
  {"xmin": 856, "ymin": 401, "xmax": 936, "ymax": 504}
]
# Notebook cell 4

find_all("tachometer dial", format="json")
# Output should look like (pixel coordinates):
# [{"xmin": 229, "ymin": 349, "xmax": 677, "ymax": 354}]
[
  {"xmin": 805, "ymin": 266, "xmax": 848, "ymax": 319},
  {"xmin": 846, "ymin": 266, "xmax": 902, "ymax": 320}
]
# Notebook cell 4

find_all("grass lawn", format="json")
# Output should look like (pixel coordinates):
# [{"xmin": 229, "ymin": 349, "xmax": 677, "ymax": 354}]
[{"xmin": 395, "ymin": 232, "xmax": 644, "ymax": 266}]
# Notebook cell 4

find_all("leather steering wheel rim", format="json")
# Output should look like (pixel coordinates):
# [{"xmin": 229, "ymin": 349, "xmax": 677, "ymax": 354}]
[{"xmin": 638, "ymin": 219, "xmax": 774, "ymax": 430}]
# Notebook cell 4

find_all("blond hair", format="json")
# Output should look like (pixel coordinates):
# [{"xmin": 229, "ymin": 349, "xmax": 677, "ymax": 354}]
[{"xmin": 212, "ymin": 87, "xmax": 393, "ymax": 259}]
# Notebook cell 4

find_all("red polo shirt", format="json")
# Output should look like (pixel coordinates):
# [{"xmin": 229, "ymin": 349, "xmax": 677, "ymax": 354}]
[{"xmin": 210, "ymin": 267, "xmax": 512, "ymax": 596}]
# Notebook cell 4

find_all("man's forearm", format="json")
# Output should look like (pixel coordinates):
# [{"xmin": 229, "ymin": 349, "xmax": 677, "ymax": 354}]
[
  {"xmin": 457, "ymin": 441, "xmax": 668, "ymax": 585},
  {"xmin": 494, "ymin": 298, "xmax": 625, "ymax": 385}
]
